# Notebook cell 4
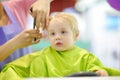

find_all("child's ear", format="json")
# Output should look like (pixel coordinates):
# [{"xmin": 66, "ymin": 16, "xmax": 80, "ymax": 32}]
[{"xmin": 74, "ymin": 31, "xmax": 79, "ymax": 41}]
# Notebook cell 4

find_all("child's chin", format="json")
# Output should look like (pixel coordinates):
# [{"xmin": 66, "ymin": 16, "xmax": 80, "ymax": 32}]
[
  {"xmin": 56, "ymin": 49, "xmax": 64, "ymax": 51},
  {"xmin": 55, "ymin": 48, "xmax": 66, "ymax": 51}
]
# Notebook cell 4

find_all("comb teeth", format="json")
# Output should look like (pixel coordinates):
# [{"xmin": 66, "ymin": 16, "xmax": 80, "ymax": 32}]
[{"xmin": 33, "ymin": 18, "xmax": 36, "ymax": 41}]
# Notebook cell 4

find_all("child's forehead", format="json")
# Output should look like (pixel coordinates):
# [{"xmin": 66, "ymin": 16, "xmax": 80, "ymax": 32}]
[
  {"xmin": 48, "ymin": 15, "xmax": 73, "ymax": 30},
  {"xmin": 50, "ymin": 17, "xmax": 69, "ymax": 24},
  {"xmin": 49, "ymin": 26, "xmax": 68, "ymax": 31},
  {"xmin": 51, "ymin": 17, "xmax": 64, "ymax": 21},
  {"xmin": 49, "ymin": 18, "xmax": 71, "ymax": 29},
  {"xmin": 48, "ymin": 19, "xmax": 71, "ymax": 30}
]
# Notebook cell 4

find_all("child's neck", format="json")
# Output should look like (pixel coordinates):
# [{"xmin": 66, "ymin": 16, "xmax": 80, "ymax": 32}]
[{"xmin": 56, "ymin": 46, "xmax": 74, "ymax": 52}]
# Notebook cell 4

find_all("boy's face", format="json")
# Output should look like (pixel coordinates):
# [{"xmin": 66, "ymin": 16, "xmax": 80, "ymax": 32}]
[{"xmin": 47, "ymin": 18, "xmax": 76, "ymax": 51}]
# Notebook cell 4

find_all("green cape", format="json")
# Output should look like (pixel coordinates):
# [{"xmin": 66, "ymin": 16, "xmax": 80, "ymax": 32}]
[{"xmin": 0, "ymin": 46, "xmax": 120, "ymax": 80}]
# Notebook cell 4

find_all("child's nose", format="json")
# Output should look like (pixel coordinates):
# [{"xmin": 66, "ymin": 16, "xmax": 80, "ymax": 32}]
[{"xmin": 55, "ymin": 35, "xmax": 61, "ymax": 40}]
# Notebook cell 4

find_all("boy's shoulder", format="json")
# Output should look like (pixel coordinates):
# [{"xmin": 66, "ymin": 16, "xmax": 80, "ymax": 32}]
[
  {"xmin": 74, "ymin": 45, "xmax": 96, "ymax": 57},
  {"xmin": 75, "ymin": 46, "xmax": 89, "ymax": 54}
]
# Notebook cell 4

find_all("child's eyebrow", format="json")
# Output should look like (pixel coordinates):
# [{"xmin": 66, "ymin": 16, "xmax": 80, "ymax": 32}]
[
  {"xmin": 60, "ymin": 27, "xmax": 68, "ymax": 31},
  {"xmin": 48, "ymin": 29, "xmax": 54, "ymax": 33}
]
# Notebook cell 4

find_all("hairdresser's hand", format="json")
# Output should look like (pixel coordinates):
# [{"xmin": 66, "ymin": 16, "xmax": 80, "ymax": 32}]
[
  {"xmin": 13, "ymin": 29, "xmax": 42, "ymax": 49},
  {"xmin": 30, "ymin": 0, "xmax": 53, "ymax": 31}
]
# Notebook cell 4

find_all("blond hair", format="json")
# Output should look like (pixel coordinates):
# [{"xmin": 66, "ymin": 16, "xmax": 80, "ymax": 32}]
[{"xmin": 50, "ymin": 12, "xmax": 79, "ymax": 35}]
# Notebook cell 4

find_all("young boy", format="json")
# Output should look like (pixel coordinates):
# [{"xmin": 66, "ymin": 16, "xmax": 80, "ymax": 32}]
[{"xmin": 0, "ymin": 12, "xmax": 120, "ymax": 80}]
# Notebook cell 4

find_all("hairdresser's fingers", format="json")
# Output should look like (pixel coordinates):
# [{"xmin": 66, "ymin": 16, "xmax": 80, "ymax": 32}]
[
  {"xmin": 23, "ymin": 30, "xmax": 41, "ymax": 42},
  {"xmin": 45, "ymin": 10, "xmax": 50, "ymax": 29},
  {"xmin": 36, "ymin": 10, "xmax": 44, "ymax": 30},
  {"xmin": 42, "ymin": 16, "xmax": 47, "ymax": 30},
  {"xmin": 31, "ymin": 9, "xmax": 37, "ymax": 19},
  {"xmin": 32, "ymin": 39, "xmax": 40, "ymax": 44},
  {"xmin": 31, "ymin": 34, "xmax": 42, "ymax": 44},
  {"xmin": 41, "ymin": 12, "xmax": 46, "ymax": 30},
  {"xmin": 26, "ymin": 33, "xmax": 40, "ymax": 38},
  {"xmin": 43, "ymin": 16, "xmax": 51, "ymax": 30},
  {"xmin": 25, "ymin": 29, "xmax": 38, "ymax": 34},
  {"xmin": 26, "ymin": 36, "xmax": 41, "ymax": 45}
]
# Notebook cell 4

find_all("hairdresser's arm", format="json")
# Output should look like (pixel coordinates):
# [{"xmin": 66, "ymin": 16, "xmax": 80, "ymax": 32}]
[
  {"xmin": 31, "ymin": 0, "xmax": 54, "ymax": 30},
  {"xmin": 0, "ymin": 29, "xmax": 41, "ymax": 62}
]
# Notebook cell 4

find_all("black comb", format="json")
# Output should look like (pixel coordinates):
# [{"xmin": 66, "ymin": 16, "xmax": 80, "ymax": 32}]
[{"xmin": 30, "ymin": 8, "xmax": 36, "ymax": 41}]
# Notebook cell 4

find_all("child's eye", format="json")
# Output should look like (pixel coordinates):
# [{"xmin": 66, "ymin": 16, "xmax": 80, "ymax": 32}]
[
  {"xmin": 61, "ymin": 31, "xmax": 65, "ymax": 34},
  {"xmin": 50, "ymin": 32, "xmax": 55, "ymax": 36},
  {"xmin": 61, "ymin": 31, "xmax": 66, "ymax": 34}
]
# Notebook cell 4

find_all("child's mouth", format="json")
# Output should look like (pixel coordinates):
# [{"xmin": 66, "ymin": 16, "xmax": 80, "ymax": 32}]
[{"xmin": 56, "ymin": 42, "xmax": 62, "ymax": 46}]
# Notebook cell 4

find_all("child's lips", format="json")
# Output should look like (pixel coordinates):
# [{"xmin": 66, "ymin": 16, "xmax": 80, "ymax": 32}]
[{"xmin": 56, "ymin": 42, "xmax": 62, "ymax": 46}]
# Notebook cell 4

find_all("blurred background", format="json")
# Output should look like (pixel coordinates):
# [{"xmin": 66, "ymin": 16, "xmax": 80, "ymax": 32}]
[{"xmin": 2, "ymin": 0, "xmax": 120, "ymax": 70}]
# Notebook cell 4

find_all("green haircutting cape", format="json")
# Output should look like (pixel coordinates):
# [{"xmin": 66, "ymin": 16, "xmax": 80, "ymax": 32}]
[{"xmin": 0, "ymin": 46, "xmax": 120, "ymax": 80}]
